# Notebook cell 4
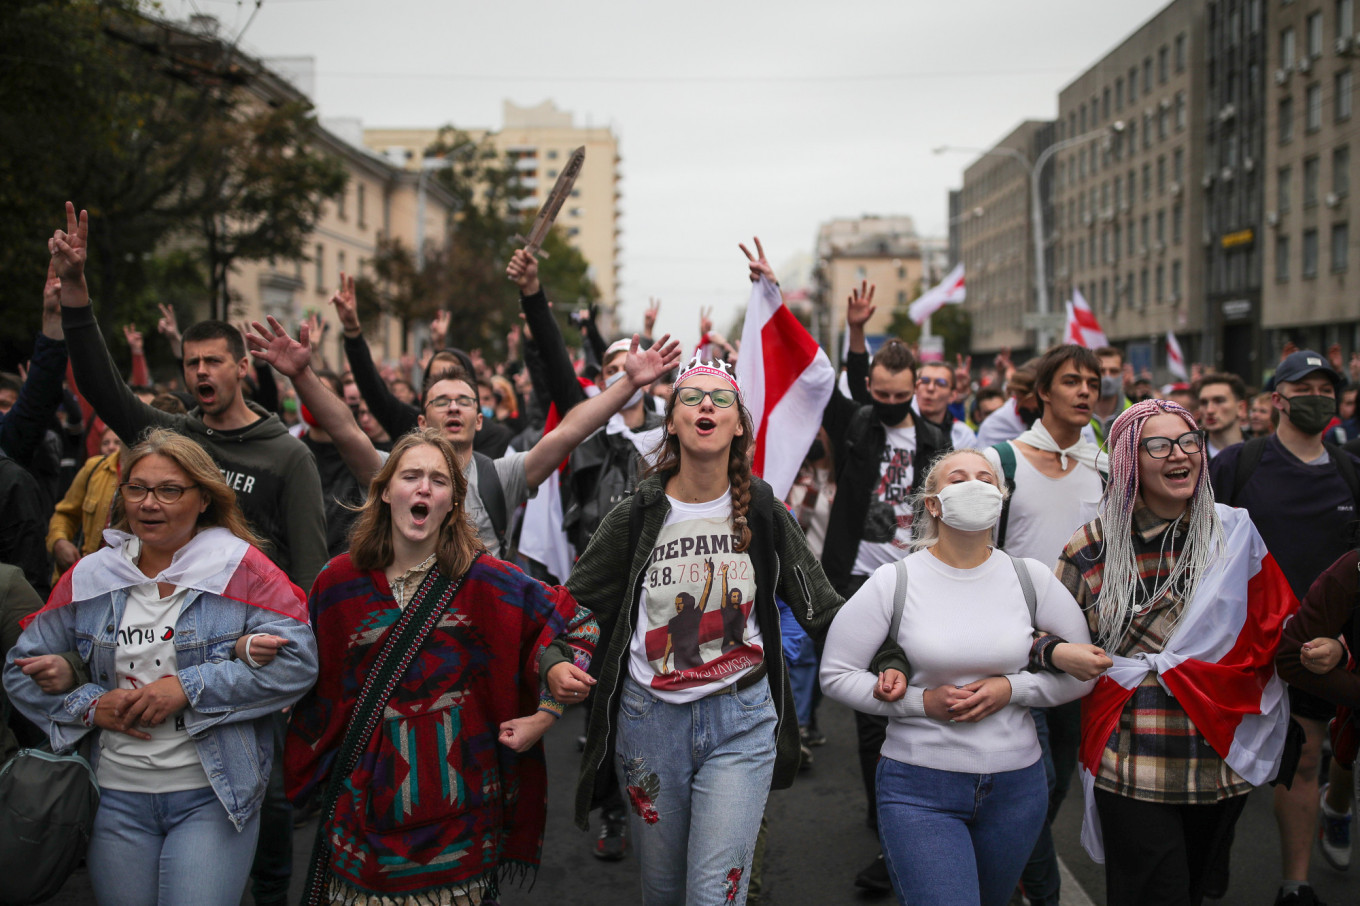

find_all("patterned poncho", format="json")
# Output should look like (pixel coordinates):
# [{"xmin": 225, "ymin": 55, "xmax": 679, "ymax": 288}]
[{"xmin": 284, "ymin": 553, "xmax": 596, "ymax": 902}]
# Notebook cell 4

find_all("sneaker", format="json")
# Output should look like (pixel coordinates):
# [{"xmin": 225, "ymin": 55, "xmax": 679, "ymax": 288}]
[
  {"xmin": 1274, "ymin": 885, "xmax": 1326, "ymax": 905},
  {"xmin": 853, "ymin": 852, "xmax": 892, "ymax": 894},
  {"xmin": 798, "ymin": 741, "xmax": 814, "ymax": 771},
  {"xmin": 1319, "ymin": 784, "xmax": 1353, "ymax": 871},
  {"xmin": 593, "ymin": 808, "xmax": 628, "ymax": 861},
  {"xmin": 800, "ymin": 725, "xmax": 827, "ymax": 748}
]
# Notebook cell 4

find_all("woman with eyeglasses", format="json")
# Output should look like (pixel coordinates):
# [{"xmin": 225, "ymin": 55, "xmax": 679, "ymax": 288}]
[
  {"xmin": 1047, "ymin": 399, "xmax": 1296, "ymax": 906},
  {"xmin": 563, "ymin": 240, "xmax": 897, "ymax": 906},
  {"xmin": 4, "ymin": 428, "xmax": 318, "ymax": 906}
]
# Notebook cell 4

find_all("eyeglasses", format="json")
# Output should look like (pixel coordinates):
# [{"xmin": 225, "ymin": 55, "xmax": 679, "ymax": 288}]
[
  {"xmin": 425, "ymin": 394, "xmax": 477, "ymax": 412},
  {"xmin": 120, "ymin": 483, "xmax": 199, "ymax": 504},
  {"xmin": 676, "ymin": 387, "xmax": 737, "ymax": 408},
  {"xmin": 1140, "ymin": 431, "xmax": 1205, "ymax": 459},
  {"xmin": 916, "ymin": 376, "xmax": 952, "ymax": 389}
]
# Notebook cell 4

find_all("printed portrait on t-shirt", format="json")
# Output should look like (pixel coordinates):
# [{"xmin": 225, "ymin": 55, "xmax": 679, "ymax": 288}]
[
  {"xmin": 853, "ymin": 425, "xmax": 918, "ymax": 576},
  {"xmin": 638, "ymin": 511, "xmax": 762, "ymax": 693}
]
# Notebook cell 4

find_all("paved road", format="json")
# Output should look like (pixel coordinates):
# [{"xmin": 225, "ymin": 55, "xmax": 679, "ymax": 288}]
[{"xmin": 50, "ymin": 699, "xmax": 1358, "ymax": 904}]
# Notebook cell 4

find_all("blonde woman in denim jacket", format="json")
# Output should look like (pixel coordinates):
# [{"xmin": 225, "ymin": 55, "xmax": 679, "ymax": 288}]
[{"xmin": 4, "ymin": 429, "xmax": 318, "ymax": 906}]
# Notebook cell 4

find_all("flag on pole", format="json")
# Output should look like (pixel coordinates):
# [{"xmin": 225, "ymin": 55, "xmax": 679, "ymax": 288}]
[
  {"xmin": 1166, "ymin": 331, "xmax": 1188, "ymax": 380},
  {"xmin": 1063, "ymin": 289, "xmax": 1109, "ymax": 348},
  {"xmin": 735, "ymin": 276, "xmax": 835, "ymax": 500},
  {"xmin": 1077, "ymin": 506, "xmax": 1296, "ymax": 862},
  {"xmin": 907, "ymin": 263, "xmax": 966, "ymax": 325}
]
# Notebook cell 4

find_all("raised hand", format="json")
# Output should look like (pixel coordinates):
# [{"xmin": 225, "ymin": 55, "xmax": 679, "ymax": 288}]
[
  {"xmin": 302, "ymin": 311, "xmax": 326, "ymax": 351},
  {"xmin": 739, "ymin": 236, "xmax": 776, "ymax": 284},
  {"xmin": 698, "ymin": 306, "xmax": 714, "ymax": 337},
  {"xmin": 330, "ymin": 272, "xmax": 361, "ymax": 335},
  {"xmin": 430, "ymin": 309, "xmax": 451, "ymax": 351},
  {"xmin": 1328, "ymin": 343, "xmax": 1344, "ymax": 373},
  {"xmin": 506, "ymin": 324, "xmax": 522, "ymax": 357},
  {"xmin": 845, "ymin": 281, "xmax": 876, "ymax": 330},
  {"xmin": 1350, "ymin": 351, "xmax": 1360, "ymax": 384},
  {"xmin": 122, "ymin": 324, "xmax": 145, "ymax": 356},
  {"xmin": 49, "ymin": 202, "xmax": 88, "ymax": 284},
  {"xmin": 1281, "ymin": 339, "xmax": 1299, "ymax": 361},
  {"xmin": 43, "ymin": 257, "xmax": 61, "ymax": 315},
  {"xmin": 623, "ymin": 333, "xmax": 682, "ymax": 387},
  {"xmin": 506, "ymin": 248, "xmax": 541, "ymax": 297},
  {"xmin": 245, "ymin": 316, "xmax": 313, "ymax": 378},
  {"xmin": 643, "ymin": 298, "xmax": 661, "ymax": 336}
]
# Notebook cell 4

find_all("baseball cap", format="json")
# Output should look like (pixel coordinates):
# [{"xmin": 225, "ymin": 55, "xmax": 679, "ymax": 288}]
[{"xmin": 1274, "ymin": 349, "xmax": 1344, "ymax": 390}]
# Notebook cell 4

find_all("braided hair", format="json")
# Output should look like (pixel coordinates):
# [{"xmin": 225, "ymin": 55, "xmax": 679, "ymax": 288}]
[
  {"xmin": 644, "ymin": 365, "xmax": 756, "ymax": 552},
  {"xmin": 1094, "ymin": 399, "xmax": 1223, "ymax": 647}
]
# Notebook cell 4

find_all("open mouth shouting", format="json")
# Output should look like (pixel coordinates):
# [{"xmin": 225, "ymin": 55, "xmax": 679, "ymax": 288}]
[
  {"xmin": 196, "ymin": 382, "xmax": 218, "ymax": 408},
  {"xmin": 695, "ymin": 416, "xmax": 717, "ymax": 437},
  {"xmin": 410, "ymin": 502, "xmax": 431, "ymax": 526}
]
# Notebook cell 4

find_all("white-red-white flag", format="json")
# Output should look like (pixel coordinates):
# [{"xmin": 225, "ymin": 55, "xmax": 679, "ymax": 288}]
[
  {"xmin": 1077, "ymin": 505, "xmax": 1297, "ymax": 862},
  {"xmin": 1064, "ymin": 289, "xmax": 1108, "ymax": 348},
  {"xmin": 907, "ymin": 263, "xmax": 966, "ymax": 325},
  {"xmin": 1166, "ymin": 331, "xmax": 1188, "ymax": 380},
  {"xmin": 736, "ymin": 276, "xmax": 835, "ymax": 500}
]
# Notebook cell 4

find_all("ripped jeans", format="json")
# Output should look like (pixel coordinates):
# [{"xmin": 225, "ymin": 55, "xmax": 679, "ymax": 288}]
[{"xmin": 614, "ymin": 675, "xmax": 778, "ymax": 906}]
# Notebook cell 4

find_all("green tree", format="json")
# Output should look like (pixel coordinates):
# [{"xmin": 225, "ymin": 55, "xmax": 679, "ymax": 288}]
[{"xmin": 888, "ymin": 303, "xmax": 973, "ymax": 361}]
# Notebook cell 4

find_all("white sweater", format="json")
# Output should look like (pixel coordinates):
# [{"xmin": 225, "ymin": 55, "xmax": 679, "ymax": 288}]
[{"xmin": 821, "ymin": 548, "xmax": 1095, "ymax": 774}]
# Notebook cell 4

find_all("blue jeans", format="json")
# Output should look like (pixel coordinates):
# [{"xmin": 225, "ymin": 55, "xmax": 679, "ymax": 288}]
[
  {"xmin": 876, "ymin": 756, "xmax": 1048, "ymax": 906},
  {"xmin": 87, "ymin": 786, "xmax": 261, "ymax": 906},
  {"xmin": 786, "ymin": 634, "xmax": 819, "ymax": 728},
  {"xmin": 614, "ymin": 675, "xmax": 778, "ymax": 906}
]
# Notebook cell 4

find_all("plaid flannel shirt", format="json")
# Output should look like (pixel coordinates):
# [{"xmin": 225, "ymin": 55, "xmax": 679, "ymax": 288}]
[{"xmin": 1056, "ymin": 506, "xmax": 1251, "ymax": 804}]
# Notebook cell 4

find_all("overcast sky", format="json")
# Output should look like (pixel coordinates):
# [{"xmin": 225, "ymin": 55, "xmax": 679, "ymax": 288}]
[{"xmin": 163, "ymin": 0, "xmax": 1169, "ymax": 339}]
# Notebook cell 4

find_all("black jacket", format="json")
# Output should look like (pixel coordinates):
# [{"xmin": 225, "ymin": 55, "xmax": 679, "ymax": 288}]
[{"xmin": 820, "ymin": 351, "xmax": 948, "ymax": 593}]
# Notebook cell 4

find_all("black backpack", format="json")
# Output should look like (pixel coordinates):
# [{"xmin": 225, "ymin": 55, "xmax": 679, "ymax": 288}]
[
  {"xmin": 472, "ymin": 452, "xmax": 508, "ymax": 555},
  {"xmin": 1229, "ymin": 436, "xmax": 1360, "ymax": 508}
]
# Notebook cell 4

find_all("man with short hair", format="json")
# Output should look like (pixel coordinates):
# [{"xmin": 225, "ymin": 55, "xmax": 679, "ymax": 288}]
[
  {"xmin": 912, "ymin": 360, "xmax": 977, "ymax": 448},
  {"xmin": 341, "ymin": 378, "xmax": 391, "ymax": 448},
  {"xmin": 1210, "ymin": 350, "xmax": 1360, "ymax": 906},
  {"xmin": 983, "ymin": 344, "xmax": 1107, "ymax": 906},
  {"xmin": 1090, "ymin": 345, "xmax": 1132, "ymax": 444},
  {"xmin": 1195, "ymin": 372, "xmax": 1248, "ymax": 458}
]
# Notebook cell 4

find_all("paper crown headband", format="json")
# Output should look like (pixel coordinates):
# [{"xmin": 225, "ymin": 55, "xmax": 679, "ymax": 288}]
[{"xmin": 675, "ymin": 352, "xmax": 741, "ymax": 395}]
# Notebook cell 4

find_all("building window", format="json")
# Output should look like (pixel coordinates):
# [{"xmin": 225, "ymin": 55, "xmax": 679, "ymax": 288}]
[
  {"xmin": 1305, "ymin": 155, "xmax": 1321, "ymax": 206},
  {"xmin": 1141, "ymin": 214, "xmax": 1151, "ymax": 248},
  {"xmin": 1303, "ymin": 228, "xmax": 1319, "ymax": 277},
  {"xmin": 1103, "ymin": 87, "xmax": 1111, "ymax": 121},
  {"xmin": 1333, "ymin": 223, "xmax": 1350, "ymax": 271},
  {"xmin": 1080, "ymin": 104, "xmax": 1087, "ymax": 133},
  {"xmin": 1157, "ymin": 209, "xmax": 1166, "ymax": 243},
  {"xmin": 1130, "ymin": 66, "xmax": 1139, "ymax": 102},
  {"xmin": 1277, "ymin": 235, "xmax": 1291, "ymax": 281},
  {"xmin": 314, "ymin": 244, "xmax": 324, "ymax": 288},
  {"xmin": 1175, "ymin": 92, "xmax": 1186, "ymax": 131},
  {"xmin": 356, "ymin": 184, "xmax": 366, "ymax": 227},
  {"xmin": 1144, "ymin": 112, "xmax": 1153, "ymax": 149},
  {"xmin": 1143, "ymin": 163, "xmax": 1152, "ymax": 200},
  {"xmin": 1116, "ymin": 77, "xmax": 1125, "ymax": 109},
  {"xmin": 1128, "ymin": 218, "xmax": 1137, "ymax": 255},
  {"xmin": 1307, "ymin": 83, "xmax": 1323, "ymax": 131},
  {"xmin": 547, "ymin": 149, "xmax": 559, "ymax": 159},
  {"xmin": 1172, "ymin": 259, "xmax": 1182, "ymax": 297},
  {"xmin": 1308, "ymin": 11, "xmax": 1323, "ymax": 57},
  {"xmin": 1129, "ymin": 118, "xmax": 1137, "ymax": 149},
  {"xmin": 1113, "ymin": 222, "xmax": 1122, "ymax": 259},
  {"xmin": 1335, "ymin": 145, "xmax": 1351, "ymax": 196},
  {"xmin": 1280, "ymin": 96, "xmax": 1294, "ymax": 144},
  {"xmin": 336, "ymin": 250, "xmax": 345, "ymax": 283},
  {"xmin": 1140, "ymin": 268, "xmax": 1149, "ymax": 305},
  {"xmin": 1159, "ymin": 46, "xmax": 1169, "ymax": 83},
  {"xmin": 1127, "ymin": 170, "xmax": 1136, "ymax": 204},
  {"xmin": 1156, "ymin": 264, "xmax": 1165, "ymax": 302},
  {"xmin": 1176, "ymin": 33, "xmax": 1187, "ymax": 72},
  {"xmin": 1341, "ymin": 0, "xmax": 1356, "ymax": 39},
  {"xmin": 1143, "ymin": 57, "xmax": 1153, "ymax": 93},
  {"xmin": 1159, "ymin": 106, "xmax": 1170, "ymax": 140},
  {"xmin": 1337, "ymin": 70, "xmax": 1353, "ymax": 121},
  {"xmin": 1114, "ymin": 178, "xmax": 1122, "ymax": 209},
  {"xmin": 1158, "ymin": 156, "xmax": 1167, "ymax": 194},
  {"xmin": 336, "ymin": 188, "xmax": 346, "ymax": 220},
  {"xmin": 1279, "ymin": 165, "xmax": 1293, "ymax": 212},
  {"xmin": 1282, "ymin": 28, "xmax": 1296, "ymax": 68},
  {"xmin": 1173, "ymin": 204, "xmax": 1184, "ymax": 242}
]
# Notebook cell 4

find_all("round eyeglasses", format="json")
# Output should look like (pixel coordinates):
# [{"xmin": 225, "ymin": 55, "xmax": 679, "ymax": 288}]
[
  {"xmin": 676, "ymin": 387, "xmax": 737, "ymax": 408},
  {"xmin": 1140, "ymin": 431, "xmax": 1205, "ymax": 459}
]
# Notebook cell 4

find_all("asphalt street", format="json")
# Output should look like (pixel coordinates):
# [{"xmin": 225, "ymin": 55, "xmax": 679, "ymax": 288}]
[{"xmin": 49, "ymin": 698, "xmax": 1358, "ymax": 905}]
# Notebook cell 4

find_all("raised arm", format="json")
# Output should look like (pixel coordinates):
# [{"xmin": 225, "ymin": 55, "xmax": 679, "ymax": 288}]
[
  {"xmin": 0, "ymin": 257, "xmax": 69, "ymax": 465},
  {"xmin": 521, "ymin": 334, "xmax": 681, "ymax": 488},
  {"xmin": 332, "ymin": 273, "xmax": 419, "ymax": 439},
  {"xmin": 508, "ymin": 249, "xmax": 586, "ymax": 413},
  {"xmin": 246, "ymin": 317, "xmax": 384, "ymax": 484}
]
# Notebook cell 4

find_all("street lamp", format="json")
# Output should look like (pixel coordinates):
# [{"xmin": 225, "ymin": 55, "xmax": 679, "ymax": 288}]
[{"xmin": 935, "ymin": 121, "xmax": 1124, "ymax": 349}]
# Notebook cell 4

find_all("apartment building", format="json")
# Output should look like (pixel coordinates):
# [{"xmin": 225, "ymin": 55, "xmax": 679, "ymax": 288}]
[
  {"xmin": 1262, "ymin": 0, "xmax": 1360, "ymax": 354},
  {"xmin": 1053, "ymin": 0, "xmax": 1208, "ymax": 373},
  {"xmin": 957, "ymin": 120, "xmax": 1056, "ymax": 356},
  {"xmin": 364, "ymin": 101, "xmax": 623, "ymax": 325}
]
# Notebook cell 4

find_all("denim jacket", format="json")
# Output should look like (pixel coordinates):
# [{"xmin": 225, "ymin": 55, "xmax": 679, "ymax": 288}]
[{"xmin": 3, "ymin": 585, "xmax": 318, "ymax": 830}]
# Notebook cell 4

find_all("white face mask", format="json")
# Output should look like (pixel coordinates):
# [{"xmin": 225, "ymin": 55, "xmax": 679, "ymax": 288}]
[
  {"xmin": 933, "ymin": 480, "xmax": 1004, "ymax": 532},
  {"xmin": 605, "ymin": 369, "xmax": 644, "ymax": 409}
]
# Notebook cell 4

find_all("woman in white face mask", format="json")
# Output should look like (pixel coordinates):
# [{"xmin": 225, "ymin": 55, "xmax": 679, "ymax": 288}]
[{"xmin": 820, "ymin": 449, "xmax": 1098, "ymax": 906}]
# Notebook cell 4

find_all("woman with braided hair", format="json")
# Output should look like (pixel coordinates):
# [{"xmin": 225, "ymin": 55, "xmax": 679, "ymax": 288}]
[
  {"xmin": 1049, "ymin": 399, "xmax": 1297, "ymax": 906},
  {"xmin": 564, "ymin": 242, "xmax": 886, "ymax": 906}
]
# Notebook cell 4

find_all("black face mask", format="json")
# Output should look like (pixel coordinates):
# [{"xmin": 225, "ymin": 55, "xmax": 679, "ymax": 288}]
[
  {"xmin": 1284, "ymin": 394, "xmax": 1338, "ymax": 435},
  {"xmin": 873, "ymin": 399, "xmax": 913, "ymax": 426},
  {"xmin": 806, "ymin": 439, "xmax": 826, "ymax": 462}
]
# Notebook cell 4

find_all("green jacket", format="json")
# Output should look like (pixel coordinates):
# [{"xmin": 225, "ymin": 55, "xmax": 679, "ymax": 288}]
[{"xmin": 554, "ymin": 472, "xmax": 903, "ymax": 830}]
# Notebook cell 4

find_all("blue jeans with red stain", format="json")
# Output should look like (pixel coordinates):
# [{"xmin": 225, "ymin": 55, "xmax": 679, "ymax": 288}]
[{"xmin": 614, "ymin": 674, "xmax": 777, "ymax": 906}]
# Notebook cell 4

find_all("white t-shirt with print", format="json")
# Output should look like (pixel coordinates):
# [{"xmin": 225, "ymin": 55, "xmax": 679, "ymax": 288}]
[
  {"xmin": 97, "ymin": 538, "xmax": 209, "ymax": 792},
  {"xmin": 628, "ymin": 491, "xmax": 765, "ymax": 703},
  {"xmin": 852, "ymin": 424, "xmax": 918, "ymax": 576}
]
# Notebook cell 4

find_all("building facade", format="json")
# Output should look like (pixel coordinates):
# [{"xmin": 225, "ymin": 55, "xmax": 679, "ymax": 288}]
[
  {"xmin": 1262, "ymin": 0, "xmax": 1360, "ymax": 356},
  {"xmin": 812, "ymin": 216, "xmax": 928, "ymax": 356},
  {"xmin": 1053, "ymin": 0, "xmax": 1208, "ymax": 375}
]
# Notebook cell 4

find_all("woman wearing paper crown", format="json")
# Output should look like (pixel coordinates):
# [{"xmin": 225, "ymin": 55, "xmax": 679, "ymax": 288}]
[
  {"xmin": 562, "ymin": 239, "xmax": 907, "ymax": 906},
  {"xmin": 3, "ymin": 428, "xmax": 319, "ymax": 906},
  {"xmin": 1052, "ymin": 399, "xmax": 1297, "ymax": 906}
]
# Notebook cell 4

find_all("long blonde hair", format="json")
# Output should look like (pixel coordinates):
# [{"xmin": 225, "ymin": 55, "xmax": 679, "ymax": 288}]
[
  {"xmin": 113, "ymin": 428, "xmax": 266, "ymax": 549},
  {"xmin": 348, "ymin": 429, "xmax": 484, "ymax": 576}
]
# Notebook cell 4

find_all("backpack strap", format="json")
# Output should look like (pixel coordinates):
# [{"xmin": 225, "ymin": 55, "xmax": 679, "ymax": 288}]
[
  {"xmin": 1230, "ymin": 436, "xmax": 1268, "ymax": 506},
  {"xmin": 1007, "ymin": 553, "xmax": 1039, "ymax": 628},
  {"xmin": 1323, "ymin": 442, "xmax": 1360, "ymax": 507},
  {"xmin": 992, "ymin": 442, "xmax": 1018, "ymax": 549},
  {"xmin": 889, "ymin": 559, "xmax": 910, "ymax": 669},
  {"xmin": 472, "ymin": 452, "xmax": 508, "ymax": 554}
]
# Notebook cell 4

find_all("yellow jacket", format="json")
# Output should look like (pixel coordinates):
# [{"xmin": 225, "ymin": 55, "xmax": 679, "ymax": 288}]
[{"xmin": 46, "ymin": 451, "xmax": 120, "ymax": 582}]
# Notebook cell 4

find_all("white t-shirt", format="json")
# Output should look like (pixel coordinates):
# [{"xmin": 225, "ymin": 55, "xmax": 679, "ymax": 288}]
[
  {"xmin": 820, "ymin": 549, "xmax": 1095, "ymax": 774},
  {"xmin": 628, "ymin": 491, "xmax": 764, "ymax": 703},
  {"xmin": 984, "ymin": 441, "xmax": 1104, "ymax": 569},
  {"xmin": 852, "ymin": 424, "xmax": 918, "ymax": 576},
  {"xmin": 97, "ymin": 539, "xmax": 210, "ymax": 792}
]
